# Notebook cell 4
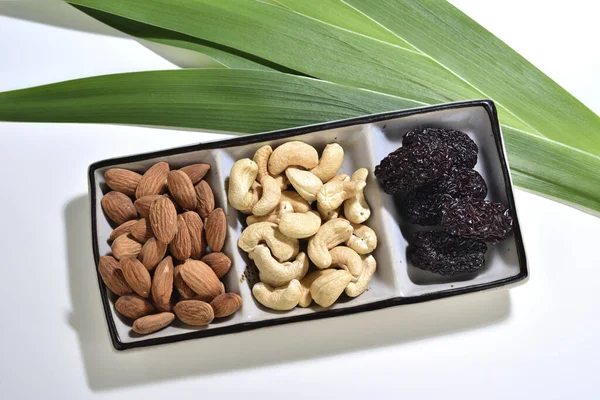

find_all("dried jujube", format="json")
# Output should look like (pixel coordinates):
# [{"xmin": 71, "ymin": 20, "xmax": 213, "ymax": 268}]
[
  {"xmin": 408, "ymin": 231, "xmax": 487, "ymax": 275},
  {"xmin": 402, "ymin": 128, "xmax": 478, "ymax": 168},
  {"xmin": 441, "ymin": 198, "xmax": 513, "ymax": 243},
  {"xmin": 401, "ymin": 192, "xmax": 450, "ymax": 226}
]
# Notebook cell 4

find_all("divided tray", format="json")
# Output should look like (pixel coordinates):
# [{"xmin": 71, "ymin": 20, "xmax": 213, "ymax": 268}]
[{"xmin": 88, "ymin": 100, "xmax": 528, "ymax": 350}]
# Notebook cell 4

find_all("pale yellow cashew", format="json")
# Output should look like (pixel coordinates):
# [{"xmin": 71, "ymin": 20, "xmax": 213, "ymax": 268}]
[
  {"xmin": 253, "ymin": 145, "xmax": 288, "ymax": 190},
  {"xmin": 307, "ymin": 218, "xmax": 354, "ymax": 269},
  {"xmin": 310, "ymin": 143, "xmax": 345, "ymax": 183},
  {"xmin": 252, "ymin": 279, "xmax": 302, "ymax": 311},
  {"xmin": 286, "ymin": 168, "xmax": 323, "ymax": 202},
  {"xmin": 310, "ymin": 269, "xmax": 353, "ymax": 308},
  {"xmin": 280, "ymin": 190, "xmax": 312, "ymax": 213},
  {"xmin": 249, "ymin": 245, "xmax": 309, "ymax": 287},
  {"xmin": 329, "ymin": 246, "xmax": 364, "ymax": 278},
  {"xmin": 298, "ymin": 269, "xmax": 336, "ymax": 307},
  {"xmin": 317, "ymin": 200, "xmax": 341, "ymax": 221},
  {"xmin": 344, "ymin": 168, "xmax": 371, "ymax": 224},
  {"xmin": 252, "ymin": 176, "xmax": 282, "ymax": 216},
  {"xmin": 238, "ymin": 222, "xmax": 299, "ymax": 262},
  {"xmin": 345, "ymin": 255, "xmax": 376, "ymax": 297},
  {"xmin": 278, "ymin": 211, "xmax": 322, "ymax": 239},
  {"xmin": 228, "ymin": 159, "xmax": 261, "ymax": 214},
  {"xmin": 268, "ymin": 141, "xmax": 319, "ymax": 175},
  {"xmin": 316, "ymin": 179, "xmax": 366, "ymax": 212},
  {"xmin": 246, "ymin": 201, "xmax": 293, "ymax": 225},
  {"xmin": 346, "ymin": 224, "xmax": 378, "ymax": 254}
]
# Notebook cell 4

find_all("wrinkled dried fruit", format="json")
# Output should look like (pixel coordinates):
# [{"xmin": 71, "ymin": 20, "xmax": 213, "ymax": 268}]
[
  {"xmin": 441, "ymin": 198, "xmax": 513, "ymax": 243},
  {"xmin": 408, "ymin": 231, "xmax": 487, "ymax": 275},
  {"xmin": 402, "ymin": 128, "xmax": 478, "ymax": 168},
  {"xmin": 401, "ymin": 193, "xmax": 450, "ymax": 226},
  {"xmin": 427, "ymin": 167, "xmax": 487, "ymax": 199}
]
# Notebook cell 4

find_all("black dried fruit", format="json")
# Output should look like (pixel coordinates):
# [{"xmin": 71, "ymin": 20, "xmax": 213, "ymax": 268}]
[
  {"xmin": 403, "ymin": 128, "xmax": 478, "ymax": 168},
  {"xmin": 408, "ymin": 231, "xmax": 487, "ymax": 275},
  {"xmin": 375, "ymin": 128, "xmax": 478, "ymax": 194},
  {"xmin": 441, "ymin": 198, "xmax": 513, "ymax": 243},
  {"xmin": 429, "ymin": 167, "xmax": 487, "ymax": 199},
  {"xmin": 401, "ymin": 192, "xmax": 449, "ymax": 226}
]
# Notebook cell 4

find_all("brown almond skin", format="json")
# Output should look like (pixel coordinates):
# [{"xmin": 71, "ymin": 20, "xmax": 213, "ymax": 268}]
[
  {"xmin": 180, "ymin": 164, "xmax": 210, "ymax": 185},
  {"xmin": 201, "ymin": 252, "xmax": 231, "ymax": 278},
  {"xmin": 138, "ymin": 237, "xmax": 167, "ymax": 271},
  {"xmin": 205, "ymin": 208, "xmax": 227, "ymax": 252},
  {"xmin": 134, "ymin": 195, "xmax": 163, "ymax": 218},
  {"xmin": 210, "ymin": 293, "xmax": 242, "ymax": 318},
  {"xmin": 133, "ymin": 312, "xmax": 175, "ymax": 335},
  {"xmin": 130, "ymin": 218, "xmax": 153, "ymax": 244},
  {"xmin": 149, "ymin": 196, "xmax": 178, "ymax": 244},
  {"xmin": 152, "ymin": 256, "xmax": 174, "ymax": 312},
  {"xmin": 194, "ymin": 180, "xmax": 215, "ymax": 219},
  {"xmin": 109, "ymin": 219, "xmax": 138, "ymax": 241},
  {"xmin": 120, "ymin": 257, "xmax": 151, "ymax": 298},
  {"xmin": 167, "ymin": 170, "xmax": 198, "ymax": 211},
  {"xmin": 115, "ymin": 294, "xmax": 155, "ymax": 319},
  {"xmin": 111, "ymin": 234, "xmax": 142, "ymax": 260},
  {"xmin": 174, "ymin": 265, "xmax": 196, "ymax": 299},
  {"xmin": 180, "ymin": 259, "xmax": 224, "ymax": 302},
  {"xmin": 98, "ymin": 255, "xmax": 131, "ymax": 296},
  {"xmin": 181, "ymin": 211, "xmax": 205, "ymax": 259},
  {"xmin": 101, "ymin": 191, "xmax": 138, "ymax": 225},
  {"xmin": 135, "ymin": 162, "xmax": 169, "ymax": 199},
  {"xmin": 104, "ymin": 168, "xmax": 142, "ymax": 197},
  {"xmin": 173, "ymin": 300, "xmax": 214, "ymax": 326},
  {"xmin": 170, "ymin": 215, "xmax": 192, "ymax": 261}
]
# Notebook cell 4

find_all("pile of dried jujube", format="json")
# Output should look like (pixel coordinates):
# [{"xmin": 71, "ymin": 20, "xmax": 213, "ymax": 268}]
[
  {"xmin": 228, "ymin": 141, "xmax": 378, "ymax": 311},
  {"xmin": 98, "ymin": 162, "xmax": 241, "ymax": 335}
]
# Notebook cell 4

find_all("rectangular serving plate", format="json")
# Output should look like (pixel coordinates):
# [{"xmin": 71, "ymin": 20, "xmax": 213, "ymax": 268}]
[{"xmin": 89, "ymin": 100, "xmax": 528, "ymax": 350}]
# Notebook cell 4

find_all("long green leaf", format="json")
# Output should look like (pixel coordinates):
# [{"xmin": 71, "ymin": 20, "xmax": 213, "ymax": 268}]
[{"xmin": 0, "ymin": 69, "xmax": 598, "ymax": 213}]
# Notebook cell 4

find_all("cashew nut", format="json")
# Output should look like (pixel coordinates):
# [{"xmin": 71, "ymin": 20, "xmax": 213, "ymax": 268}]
[
  {"xmin": 280, "ymin": 190, "xmax": 312, "ymax": 213},
  {"xmin": 307, "ymin": 218, "xmax": 354, "ymax": 269},
  {"xmin": 238, "ymin": 222, "xmax": 299, "ymax": 262},
  {"xmin": 252, "ymin": 279, "xmax": 302, "ymax": 311},
  {"xmin": 285, "ymin": 168, "xmax": 323, "ymax": 202},
  {"xmin": 246, "ymin": 201, "xmax": 293, "ymax": 225},
  {"xmin": 278, "ymin": 211, "xmax": 322, "ymax": 239},
  {"xmin": 253, "ymin": 145, "xmax": 288, "ymax": 190},
  {"xmin": 346, "ymin": 224, "xmax": 378, "ymax": 254},
  {"xmin": 228, "ymin": 159, "xmax": 261, "ymax": 213},
  {"xmin": 316, "ymin": 180, "xmax": 366, "ymax": 212},
  {"xmin": 310, "ymin": 143, "xmax": 344, "ymax": 183},
  {"xmin": 317, "ymin": 200, "xmax": 341, "ymax": 221},
  {"xmin": 268, "ymin": 141, "xmax": 319, "ymax": 175},
  {"xmin": 310, "ymin": 269, "xmax": 353, "ymax": 308},
  {"xmin": 252, "ymin": 176, "xmax": 281, "ymax": 216},
  {"xmin": 344, "ymin": 168, "xmax": 371, "ymax": 224},
  {"xmin": 298, "ymin": 269, "xmax": 336, "ymax": 307},
  {"xmin": 329, "ymin": 246, "xmax": 364, "ymax": 278},
  {"xmin": 249, "ymin": 245, "xmax": 308, "ymax": 287},
  {"xmin": 330, "ymin": 173, "xmax": 350, "ymax": 183},
  {"xmin": 345, "ymin": 255, "xmax": 376, "ymax": 297}
]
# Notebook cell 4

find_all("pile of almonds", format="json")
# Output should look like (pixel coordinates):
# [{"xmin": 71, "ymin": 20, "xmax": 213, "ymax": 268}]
[{"xmin": 98, "ymin": 162, "xmax": 242, "ymax": 335}]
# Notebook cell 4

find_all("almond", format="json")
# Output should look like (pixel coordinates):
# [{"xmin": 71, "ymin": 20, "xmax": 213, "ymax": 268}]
[
  {"xmin": 167, "ymin": 170, "xmax": 197, "ymax": 211},
  {"xmin": 210, "ymin": 293, "xmax": 242, "ymax": 318},
  {"xmin": 133, "ymin": 312, "xmax": 174, "ymax": 335},
  {"xmin": 205, "ymin": 208, "xmax": 227, "ymax": 252},
  {"xmin": 98, "ymin": 255, "xmax": 131, "ymax": 296},
  {"xmin": 149, "ymin": 196, "xmax": 178, "ymax": 244},
  {"xmin": 115, "ymin": 294, "xmax": 155, "ymax": 319},
  {"xmin": 134, "ymin": 195, "xmax": 163, "ymax": 218},
  {"xmin": 104, "ymin": 168, "xmax": 142, "ymax": 197},
  {"xmin": 135, "ymin": 161, "xmax": 169, "ymax": 199},
  {"xmin": 111, "ymin": 234, "xmax": 142, "ymax": 260},
  {"xmin": 194, "ymin": 180, "xmax": 215, "ymax": 218},
  {"xmin": 180, "ymin": 163, "xmax": 210, "ymax": 185},
  {"xmin": 174, "ymin": 265, "xmax": 196, "ymax": 299},
  {"xmin": 180, "ymin": 259, "xmax": 224, "ymax": 301},
  {"xmin": 120, "ymin": 257, "xmax": 151, "ymax": 298},
  {"xmin": 173, "ymin": 300, "xmax": 214, "ymax": 326},
  {"xmin": 138, "ymin": 237, "xmax": 167, "ymax": 270},
  {"xmin": 181, "ymin": 211, "xmax": 205, "ymax": 259},
  {"xmin": 170, "ymin": 215, "xmax": 192, "ymax": 261},
  {"xmin": 130, "ymin": 218, "xmax": 153, "ymax": 243},
  {"xmin": 109, "ymin": 219, "xmax": 138, "ymax": 242},
  {"xmin": 101, "ymin": 191, "xmax": 137, "ymax": 225},
  {"xmin": 152, "ymin": 256, "xmax": 174, "ymax": 312},
  {"xmin": 201, "ymin": 252, "xmax": 231, "ymax": 278}
]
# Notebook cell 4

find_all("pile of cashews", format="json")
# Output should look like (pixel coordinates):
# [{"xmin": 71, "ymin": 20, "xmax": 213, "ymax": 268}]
[{"xmin": 228, "ymin": 141, "xmax": 378, "ymax": 311}]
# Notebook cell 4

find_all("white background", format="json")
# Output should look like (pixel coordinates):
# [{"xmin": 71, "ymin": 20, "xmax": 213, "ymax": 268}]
[{"xmin": 1, "ymin": 1, "xmax": 599, "ymax": 399}]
